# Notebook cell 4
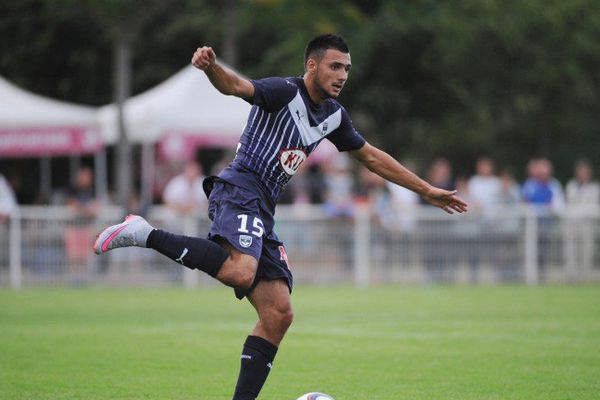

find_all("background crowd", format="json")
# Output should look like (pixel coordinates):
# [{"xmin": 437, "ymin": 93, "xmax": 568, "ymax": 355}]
[
  {"xmin": 1, "ymin": 154, "xmax": 599, "ymax": 220},
  {"xmin": 2, "ymin": 149, "xmax": 599, "ymax": 286}
]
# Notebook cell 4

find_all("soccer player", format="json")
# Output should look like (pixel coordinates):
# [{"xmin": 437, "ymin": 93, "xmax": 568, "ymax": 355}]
[{"xmin": 94, "ymin": 34, "xmax": 468, "ymax": 400}]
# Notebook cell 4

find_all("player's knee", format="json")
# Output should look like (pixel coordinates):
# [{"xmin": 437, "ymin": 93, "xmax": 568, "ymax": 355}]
[
  {"xmin": 264, "ymin": 305, "xmax": 294, "ymax": 332},
  {"xmin": 280, "ymin": 307, "xmax": 294, "ymax": 330},
  {"xmin": 235, "ymin": 267, "xmax": 256, "ymax": 289}
]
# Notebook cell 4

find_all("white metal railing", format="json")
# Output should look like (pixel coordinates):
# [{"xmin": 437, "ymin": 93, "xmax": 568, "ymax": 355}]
[{"xmin": 1, "ymin": 204, "xmax": 599, "ymax": 288}]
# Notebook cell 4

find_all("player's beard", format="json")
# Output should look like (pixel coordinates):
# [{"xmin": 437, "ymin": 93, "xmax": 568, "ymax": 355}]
[{"xmin": 314, "ymin": 71, "xmax": 337, "ymax": 100}]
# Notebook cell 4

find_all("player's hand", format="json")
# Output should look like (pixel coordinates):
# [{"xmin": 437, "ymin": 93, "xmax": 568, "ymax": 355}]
[
  {"xmin": 422, "ymin": 187, "xmax": 468, "ymax": 214},
  {"xmin": 191, "ymin": 46, "xmax": 216, "ymax": 71}
]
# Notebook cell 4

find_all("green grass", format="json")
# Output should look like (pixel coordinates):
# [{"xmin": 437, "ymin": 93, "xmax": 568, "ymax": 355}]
[{"xmin": 1, "ymin": 286, "xmax": 599, "ymax": 399}]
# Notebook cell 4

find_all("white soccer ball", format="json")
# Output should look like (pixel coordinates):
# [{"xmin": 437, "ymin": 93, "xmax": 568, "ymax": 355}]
[{"xmin": 296, "ymin": 393, "xmax": 335, "ymax": 400}]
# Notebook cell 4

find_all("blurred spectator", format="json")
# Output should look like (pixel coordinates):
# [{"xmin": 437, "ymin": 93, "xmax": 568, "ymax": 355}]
[
  {"xmin": 563, "ymin": 159, "xmax": 600, "ymax": 279},
  {"xmin": 278, "ymin": 164, "xmax": 327, "ymax": 206},
  {"xmin": 422, "ymin": 158, "xmax": 455, "ymax": 205},
  {"xmin": 421, "ymin": 158, "xmax": 456, "ymax": 282},
  {"xmin": 160, "ymin": 161, "xmax": 208, "ymax": 281},
  {"xmin": 355, "ymin": 166, "xmax": 388, "ymax": 220},
  {"xmin": 303, "ymin": 164, "xmax": 327, "ymax": 205},
  {"xmin": 0, "ymin": 172, "xmax": 17, "ymax": 222},
  {"xmin": 467, "ymin": 158, "xmax": 508, "ymax": 282},
  {"xmin": 468, "ymin": 157, "xmax": 502, "ymax": 216},
  {"xmin": 126, "ymin": 191, "xmax": 150, "ymax": 218},
  {"xmin": 210, "ymin": 150, "xmax": 236, "ymax": 176},
  {"xmin": 521, "ymin": 158, "xmax": 565, "ymax": 213},
  {"xmin": 566, "ymin": 159, "xmax": 600, "ymax": 206},
  {"xmin": 498, "ymin": 169, "xmax": 521, "ymax": 205},
  {"xmin": 323, "ymin": 153, "xmax": 354, "ymax": 218},
  {"xmin": 162, "ymin": 161, "xmax": 207, "ymax": 217},
  {"xmin": 454, "ymin": 176, "xmax": 473, "ymax": 205},
  {"xmin": 322, "ymin": 153, "xmax": 354, "ymax": 268},
  {"xmin": 522, "ymin": 158, "xmax": 564, "ymax": 280},
  {"xmin": 455, "ymin": 176, "xmax": 485, "ymax": 282},
  {"xmin": 493, "ymin": 169, "xmax": 523, "ymax": 281},
  {"xmin": 386, "ymin": 159, "xmax": 420, "ymax": 232},
  {"xmin": 64, "ymin": 166, "xmax": 99, "ymax": 280},
  {"xmin": 387, "ymin": 183, "xmax": 419, "ymax": 228},
  {"xmin": 385, "ymin": 160, "xmax": 419, "ymax": 232},
  {"xmin": 385, "ymin": 178, "xmax": 420, "ymax": 269}
]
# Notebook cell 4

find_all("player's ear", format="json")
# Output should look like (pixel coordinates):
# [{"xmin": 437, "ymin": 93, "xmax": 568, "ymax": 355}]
[{"xmin": 306, "ymin": 58, "xmax": 317, "ymax": 75}]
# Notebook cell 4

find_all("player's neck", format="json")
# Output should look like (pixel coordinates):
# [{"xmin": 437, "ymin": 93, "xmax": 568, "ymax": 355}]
[{"xmin": 303, "ymin": 75, "xmax": 326, "ymax": 105}]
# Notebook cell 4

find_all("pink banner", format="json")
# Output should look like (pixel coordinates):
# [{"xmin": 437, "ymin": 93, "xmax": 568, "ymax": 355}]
[{"xmin": 0, "ymin": 127, "xmax": 103, "ymax": 157}]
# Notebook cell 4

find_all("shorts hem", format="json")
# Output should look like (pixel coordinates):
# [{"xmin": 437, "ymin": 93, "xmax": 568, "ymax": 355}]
[{"xmin": 234, "ymin": 275, "xmax": 293, "ymax": 300}]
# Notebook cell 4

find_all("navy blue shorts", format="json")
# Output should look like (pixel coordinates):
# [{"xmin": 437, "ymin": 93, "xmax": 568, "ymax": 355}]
[{"xmin": 204, "ymin": 177, "xmax": 293, "ymax": 299}]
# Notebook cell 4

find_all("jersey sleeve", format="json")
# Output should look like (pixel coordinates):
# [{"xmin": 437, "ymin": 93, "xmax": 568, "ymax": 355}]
[
  {"xmin": 245, "ymin": 77, "xmax": 297, "ymax": 113},
  {"xmin": 327, "ymin": 106, "xmax": 366, "ymax": 152}
]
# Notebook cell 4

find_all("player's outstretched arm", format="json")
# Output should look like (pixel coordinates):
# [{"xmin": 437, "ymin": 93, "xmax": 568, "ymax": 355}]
[
  {"xmin": 191, "ymin": 46, "xmax": 254, "ymax": 99},
  {"xmin": 350, "ymin": 143, "xmax": 468, "ymax": 214}
]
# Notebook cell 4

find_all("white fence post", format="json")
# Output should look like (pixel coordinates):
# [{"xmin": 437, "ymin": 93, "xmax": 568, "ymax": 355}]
[
  {"xmin": 9, "ymin": 209, "xmax": 22, "ymax": 289},
  {"xmin": 353, "ymin": 204, "xmax": 371, "ymax": 287},
  {"xmin": 524, "ymin": 207, "xmax": 539, "ymax": 285},
  {"xmin": 182, "ymin": 217, "xmax": 199, "ymax": 289}
]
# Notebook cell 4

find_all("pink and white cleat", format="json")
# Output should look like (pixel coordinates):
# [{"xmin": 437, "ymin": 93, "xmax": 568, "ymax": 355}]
[{"xmin": 93, "ymin": 215, "xmax": 154, "ymax": 255}]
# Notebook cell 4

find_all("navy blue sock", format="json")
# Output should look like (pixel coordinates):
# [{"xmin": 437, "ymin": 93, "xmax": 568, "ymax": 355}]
[
  {"xmin": 146, "ymin": 229, "xmax": 228, "ymax": 277},
  {"xmin": 232, "ymin": 336, "xmax": 278, "ymax": 400}
]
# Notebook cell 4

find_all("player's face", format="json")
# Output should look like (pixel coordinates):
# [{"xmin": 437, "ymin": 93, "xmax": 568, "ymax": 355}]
[{"xmin": 314, "ymin": 49, "xmax": 352, "ymax": 99}]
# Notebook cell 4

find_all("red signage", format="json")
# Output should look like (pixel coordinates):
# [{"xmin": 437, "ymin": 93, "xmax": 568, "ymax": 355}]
[{"xmin": 0, "ymin": 127, "xmax": 103, "ymax": 157}]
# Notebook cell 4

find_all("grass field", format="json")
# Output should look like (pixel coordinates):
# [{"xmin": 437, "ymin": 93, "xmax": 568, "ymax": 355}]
[{"xmin": 1, "ymin": 285, "xmax": 599, "ymax": 400}]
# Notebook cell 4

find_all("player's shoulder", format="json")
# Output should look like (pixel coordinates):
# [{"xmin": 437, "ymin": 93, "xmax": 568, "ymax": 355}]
[
  {"xmin": 283, "ymin": 76, "xmax": 303, "ymax": 87},
  {"xmin": 249, "ymin": 76, "xmax": 300, "ymax": 111},
  {"xmin": 325, "ymin": 98, "xmax": 351, "ymax": 120},
  {"xmin": 253, "ymin": 76, "xmax": 299, "ymax": 91}
]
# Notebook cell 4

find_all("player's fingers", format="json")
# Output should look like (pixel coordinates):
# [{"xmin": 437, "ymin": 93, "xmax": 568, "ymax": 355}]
[
  {"xmin": 193, "ymin": 47, "xmax": 207, "ymax": 57},
  {"xmin": 441, "ymin": 205, "xmax": 454, "ymax": 214},
  {"xmin": 451, "ymin": 203, "xmax": 466, "ymax": 213},
  {"xmin": 207, "ymin": 47, "xmax": 216, "ymax": 59},
  {"xmin": 451, "ymin": 193, "xmax": 466, "ymax": 204},
  {"xmin": 193, "ymin": 52, "xmax": 211, "ymax": 67},
  {"xmin": 454, "ymin": 198, "xmax": 468, "ymax": 211},
  {"xmin": 192, "ymin": 58, "xmax": 204, "ymax": 68},
  {"xmin": 192, "ymin": 50, "xmax": 206, "ymax": 63}
]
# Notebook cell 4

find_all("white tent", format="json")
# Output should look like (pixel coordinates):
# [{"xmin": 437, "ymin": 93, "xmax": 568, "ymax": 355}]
[
  {"xmin": 97, "ymin": 65, "xmax": 251, "ymax": 156},
  {"xmin": 0, "ymin": 75, "xmax": 102, "ymax": 157},
  {"xmin": 0, "ymin": 75, "xmax": 106, "ymax": 202}
]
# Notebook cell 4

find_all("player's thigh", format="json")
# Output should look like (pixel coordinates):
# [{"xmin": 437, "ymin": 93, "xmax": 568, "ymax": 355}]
[{"xmin": 215, "ymin": 238, "xmax": 259, "ymax": 282}]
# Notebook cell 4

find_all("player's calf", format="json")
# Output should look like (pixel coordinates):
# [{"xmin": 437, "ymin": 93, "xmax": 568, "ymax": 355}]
[{"xmin": 146, "ymin": 228, "xmax": 229, "ymax": 277}]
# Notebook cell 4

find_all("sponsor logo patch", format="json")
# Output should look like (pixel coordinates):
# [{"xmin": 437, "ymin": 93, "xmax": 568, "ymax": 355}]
[
  {"xmin": 278, "ymin": 245, "xmax": 290, "ymax": 269},
  {"xmin": 239, "ymin": 235, "xmax": 253, "ymax": 248},
  {"xmin": 279, "ymin": 149, "xmax": 307, "ymax": 176}
]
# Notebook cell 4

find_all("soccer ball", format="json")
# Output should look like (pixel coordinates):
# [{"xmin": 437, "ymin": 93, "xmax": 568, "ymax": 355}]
[{"xmin": 296, "ymin": 393, "xmax": 335, "ymax": 400}]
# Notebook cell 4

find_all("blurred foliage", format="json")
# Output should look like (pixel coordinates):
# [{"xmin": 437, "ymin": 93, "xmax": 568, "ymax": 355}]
[{"xmin": 1, "ymin": 0, "xmax": 599, "ymax": 180}]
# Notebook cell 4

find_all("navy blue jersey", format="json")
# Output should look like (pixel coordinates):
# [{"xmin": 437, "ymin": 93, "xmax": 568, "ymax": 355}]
[{"xmin": 218, "ymin": 76, "xmax": 365, "ymax": 204}]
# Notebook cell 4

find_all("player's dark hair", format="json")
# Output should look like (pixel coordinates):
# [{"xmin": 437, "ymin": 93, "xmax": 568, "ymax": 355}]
[{"xmin": 304, "ymin": 33, "xmax": 349, "ymax": 67}]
